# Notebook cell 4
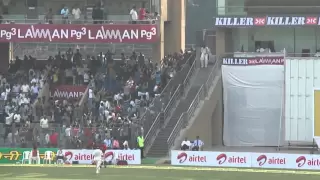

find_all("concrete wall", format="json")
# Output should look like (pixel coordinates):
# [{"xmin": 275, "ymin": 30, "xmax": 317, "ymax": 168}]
[{"xmin": 184, "ymin": 73, "xmax": 223, "ymax": 146}]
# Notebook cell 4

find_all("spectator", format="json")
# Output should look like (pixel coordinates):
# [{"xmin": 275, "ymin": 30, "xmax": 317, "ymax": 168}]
[
  {"xmin": 49, "ymin": 130, "xmax": 58, "ymax": 147},
  {"xmin": 61, "ymin": 5, "xmax": 69, "ymax": 24},
  {"xmin": 92, "ymin": 4, "xmax": 103, "ymax": 24},
  {"xmin": 139, "ymin": 2, "xmax": 146, "ymax": 22},
  {"xmin": 181, "ymin": 137, "xmax": 191, "ymax": 150},
  {"xmin": 103, "ymin": 136, "xmax": 112, "ymax": 149},
  {"xmin": 192, "ymin": 136, "xmax": 204, "ymax": 151},
  {"xmin": 130, "ymin": 5, "xmax": 138, "ymax": 24},
  {"xmin": 45, "ymin": 8, "xmax": 53, "ymax": 24},
  {"xmin": 112, "ymin": 137, "xmax": 120, "ymax": 149},
  {"xmin": 72, "ymin": 5, "xmax": 81, "ymax": 24},
  {"xmin": 123, "ymin": 140, "xmax": 130, "ymax": 150}
]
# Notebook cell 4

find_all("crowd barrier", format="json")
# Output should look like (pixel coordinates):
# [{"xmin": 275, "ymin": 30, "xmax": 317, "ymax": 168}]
[
  {"xmin": 171, "ymin": 150, "xmax": 320, "ymax": 170},
  {"xmin": 0, "ymin": 148, "xmax": 141, "ymax": 165}
]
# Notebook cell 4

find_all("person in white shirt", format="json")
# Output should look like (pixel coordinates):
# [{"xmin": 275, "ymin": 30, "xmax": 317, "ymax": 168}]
[
  {"xmin": 72, "ymin": 6, "xmax": 81, "ymax": 23},
  {"xmin": 181, "ymin": 138, "xmax": 191, "ymax": 150},
  {"xmin": 65, "ymin": 125, "xmax": 71, "ymax": 142},
  {"xmin": 88, "ymin": 88, "xmax": 94, "ymax": 110},
  {"xmin": 40, "ymin": 116, "xmax": 49, "ymax": 129},
  {"xmin": 83, "ymin": 72, "xmax": 90, "ymax": 85},
  {"xmin": 123, "ymin": 140, "xmax": 130, "ymax": 150},
  {"xmin": 21, "ymin": 83, "xmax": 30, "ymax": 93},
  {"xmin": 13, "ymin": 113, "xmax": 21, "ymax": 123},
  {"xmin": 93, "ymin": 148, "xmax": 103, "ymax": 174},
  {"xmin": 130, "ymin": 5, "xmax": 138, "ymax": 24},
  {"xmin": 5, "ymin": 112, "xmax": 14, "ymax": 126},
  {"xmin": 200, "ymin": 45, "xmax": 210, "ymax": 68},
  {"xmin": 56, "ymin": 148, "xmax": 65, "ymax": 164}
]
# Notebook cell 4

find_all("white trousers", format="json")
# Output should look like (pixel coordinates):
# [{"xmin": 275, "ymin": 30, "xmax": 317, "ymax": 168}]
[
  {"xmin": 200, "ymin": 54, "xmax": 208, "ymax": 68},
  {"xmin": 95, "ymin": 160, "xmax": 102, "ymax": 173},
  {"xmin": 29, "ymin": 157, "xmax": 40, "ymax": 164}
]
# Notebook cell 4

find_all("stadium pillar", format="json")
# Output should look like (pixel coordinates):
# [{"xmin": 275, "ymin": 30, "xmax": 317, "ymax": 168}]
[{"xmin": 153, "ymin": 0, "xmax": 186, "ymax": 62}]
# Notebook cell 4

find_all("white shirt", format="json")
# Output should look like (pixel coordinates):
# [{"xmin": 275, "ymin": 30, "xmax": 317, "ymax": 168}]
[
  {"xmin": 40, "ymin": 118, "xmax": 49, "ymax": 128},
  {"xmin": 45, "ymin": 134, "xmax": 50, "ymax": 144},
  {"xmin": 130, "ymin": 9, "xmax": 138, "ymax": 20},
  {"xmin": 114, "ymin": 93, "xmax": 121, "ymax": 101},
  {"xmin": 181, "ymin": 140, "xmax": 191, "ymax": 147},
  {"xmin": 93, "ymin": 149, "xmax": 103, "ymax": 161},
  {"xmin": 84, "ymin": 73, "xmax": 89, "ymax": 83},
  {"xmin": 130, "ymin": 100, "xmax": 135, "ymax": 107},
  {"xmin": 31, "ymin": 78, "xmax": 38, "ymax": 84},
  {"xmin": 21, "ymin": 84, "xmax": 30, "ymax": 93},
  {"xmin": 105, "ymin": 101, "xmax": 110, "ymax": 109},
  {"xmin": 13, "ymin": 114, "xmax": 21, "ymax": 123},
  {"xmin": 88, "ymin": 89, "xmax": 93, "ymax": 98},
  {"xmin": 57, "ymin": 150, "xmax": 64, "ymax": 156},
  {"xmin": 5, "ymin": 113, "xmax": 13, "ymax": 125},
  {"xmin": 1, "ymin": 92, "xmax": 7, "ymax": 100},
  {"xmin": 72, "ymin": 8, "xmax": 81, "ymax": 19},
  {"xmin": 65, "ymin": 127, "xmax": 71, "ymax": 137}
]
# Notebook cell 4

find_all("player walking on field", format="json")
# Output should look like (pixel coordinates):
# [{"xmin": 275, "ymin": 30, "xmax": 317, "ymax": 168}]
[{"xmin": 93, "ymin": 148, "xmax": 104, "ymax": 174}]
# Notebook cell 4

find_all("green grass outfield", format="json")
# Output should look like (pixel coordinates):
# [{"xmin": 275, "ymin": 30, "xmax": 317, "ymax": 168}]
[{"xmin": 0, "ymin": 164, "xmax": 320, "ymax": 180}]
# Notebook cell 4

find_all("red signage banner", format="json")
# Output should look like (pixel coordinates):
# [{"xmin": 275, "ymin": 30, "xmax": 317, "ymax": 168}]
[
  {"xmin": 214, "ymin": 16, "xmax": 320, "ymax": 27},
  {"xmin": 50, "ymin": 85, "xmax": 87, "ymax": 100},
  {"xmin": 0, "ymin": 24, "xmax": 158, "ymax": 43},
  {"xmin": 223, "ymin": 56, "xmax": 284, "ymax": 65}
]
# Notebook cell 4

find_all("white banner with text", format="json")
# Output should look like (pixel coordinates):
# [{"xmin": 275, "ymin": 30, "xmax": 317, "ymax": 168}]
[
  {"xmin": 62, "ymin": 149, "xmax": 141, "ymax": 165},
  {"xmin": 171, "ymin": 151, "xmax": 320, "ymax": 169}
]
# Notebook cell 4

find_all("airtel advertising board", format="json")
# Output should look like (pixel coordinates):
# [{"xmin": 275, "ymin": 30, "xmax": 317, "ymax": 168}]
[
  {"xmin": 62, "ymin": 149, "xmax": 141, "ymax": 165},
  {"xmin": 252, "ymin": 153, "xmax": 320, "ymax": 169},
  {"xmin": 172, "ymin": 151, "xmax": 211, "ymax": 166},
  {"xmin": 171, "ymin": 151, "xmax": 320, "ymax": 170},
  {"xmin": 171, "ymin": 151, "xmax": 251, "ymax": 167},
  {"xmin": 251, "ymin": 153, "xmax": 289, "ymax": 169}
]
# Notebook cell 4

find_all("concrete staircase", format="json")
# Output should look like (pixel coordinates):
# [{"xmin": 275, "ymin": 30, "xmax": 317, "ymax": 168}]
[{"xmin": 147, "ymin": 64, "xmax": 214, "ymax": 157}]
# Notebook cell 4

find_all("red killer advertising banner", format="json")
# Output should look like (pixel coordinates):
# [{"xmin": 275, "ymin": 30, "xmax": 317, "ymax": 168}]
[
  {"xmin": 0, "ymin": 24, "xmax": 158, "ymax": 43},
  {"xmin": 222, "ymin": 57, "xmax": 284, "ymax": 65},
  {"xmin": 50, "ymin": 85, "xmax": 87, "ymax": 100},
  {"xmin": 214, "ymin": 16, "xmax": 320, "ymax": 26}
]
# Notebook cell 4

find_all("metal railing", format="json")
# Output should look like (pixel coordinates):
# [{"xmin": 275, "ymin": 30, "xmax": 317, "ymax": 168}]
[
  {"xmin": 144, "ymin": 53, "xmax": 196, "ymax": 148},
  {"xmin": 216, "ymin": 6, "xmax": 320, "ymax": 15},
  {"xmin": 167, "ymin": 85, "xmax": 204, "ymax": 147},
  {"xmin": 13, "ymin": 43, "xmax": 153, "ymax": 60},
  {"xmin": 0, "ymin": 17, "xmax": 157, "ymax": 25},
  {"xmin": 163, "ymin": 58, "xmax": 197, "ymax": 121},
  {"xmin": 167, "ymin": 55, "xmax": 220, "ymax": 149}
]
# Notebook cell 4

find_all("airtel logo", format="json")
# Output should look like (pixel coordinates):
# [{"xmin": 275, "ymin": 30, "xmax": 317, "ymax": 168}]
[
  {"xmin": 296, "ymin": 156, "xmax": 306, "ymax": 167},
  {"xmin": 177, "ymin": 152, "xmax": 188, "ymax": 163},
  {"xmin": 216, "ymin": 154, "xmax": 227, "ymax": 164},
  {"xmin": 257, "ymin": 155, "xmax": 267, "ymax": 166},
  {"xmin": 104, "ymin": 151, "xmax": 114, "ymax": 160},
  {"xmin": 64, "ymin": 151, "xmax": 73, "ymax": 164}
]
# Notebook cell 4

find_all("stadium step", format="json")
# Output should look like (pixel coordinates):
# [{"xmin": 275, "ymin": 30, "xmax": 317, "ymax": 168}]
[{"xmin": 146, "ymin": 65, "xmax": 214, "ymax": 158}]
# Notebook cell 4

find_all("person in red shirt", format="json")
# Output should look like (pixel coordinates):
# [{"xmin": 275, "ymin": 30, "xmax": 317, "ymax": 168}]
[
  {"xmin": 139, "ymin": 2, "xmax": 146, "ymax": 22},
  {"xmin": 30, "ymin": 145, "xmax": 40, "ymax": 164},
  {"xmin": 49, "ymin": 131, "xmax": 58, "ymax": 147},
  {"xmin": 100, "ymin": 145, "xmax": 107, "ymax": 168}
]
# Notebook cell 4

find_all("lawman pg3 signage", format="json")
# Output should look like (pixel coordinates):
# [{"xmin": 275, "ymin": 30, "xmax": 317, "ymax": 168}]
[
  {"xmin": 214, "ymin": 16, "xmax": 320, "ymax": 27},
  {"xmin": 0, "ymin": 24, "xmax": 158, "ymax": 43}
]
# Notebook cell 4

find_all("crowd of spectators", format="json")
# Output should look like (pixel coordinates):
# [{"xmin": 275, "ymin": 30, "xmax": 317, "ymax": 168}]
[
  {"xmin": 0, "ymin": 55, "xmax": 50, "ymax": 147},
  {"xmin": 0, "ymin": 45, "xmax": 195, "ymax": 151},
  {"xmin": 43, "ymin": 2, "xmax": 158, "ymax": 24}
]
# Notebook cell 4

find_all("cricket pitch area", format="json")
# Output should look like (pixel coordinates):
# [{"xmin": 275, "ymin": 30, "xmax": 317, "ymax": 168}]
[{"xmin": 0, "ymin": 164, "xmax": 320, "ymax": 180}]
